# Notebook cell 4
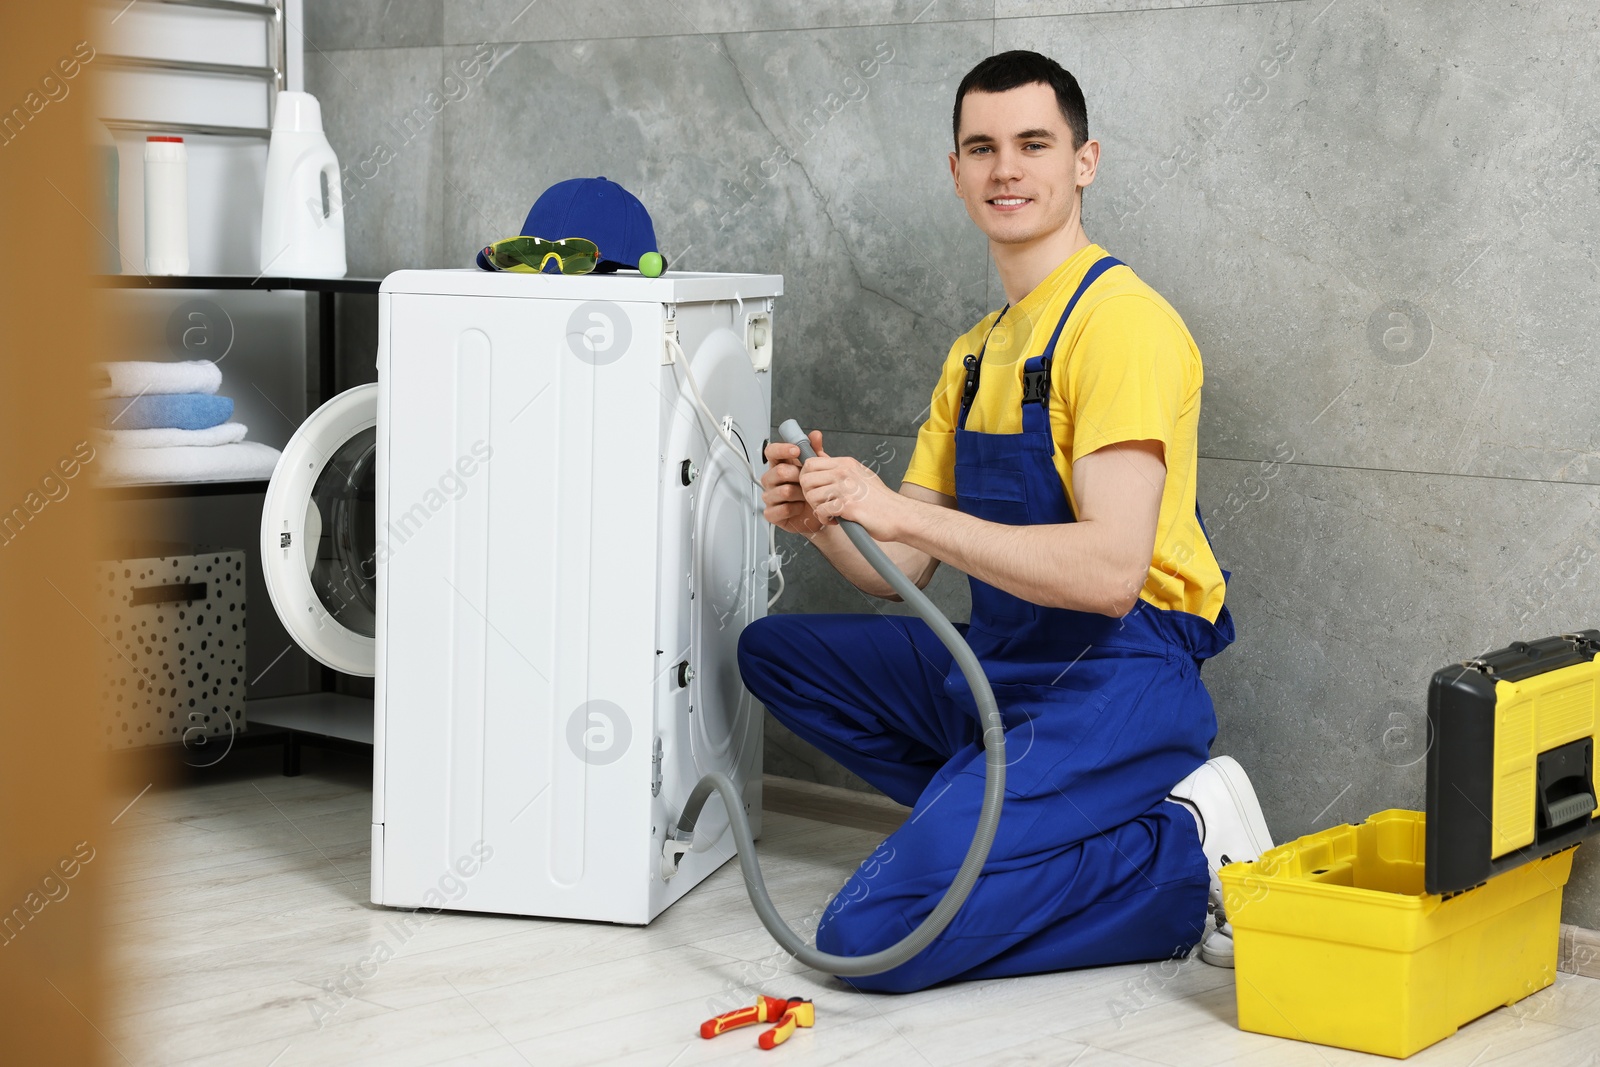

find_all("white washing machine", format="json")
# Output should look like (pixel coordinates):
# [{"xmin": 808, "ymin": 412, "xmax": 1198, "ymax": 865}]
[{"xmin": 259, "ymin": 269, "xmax": 781, "ymax": 923}]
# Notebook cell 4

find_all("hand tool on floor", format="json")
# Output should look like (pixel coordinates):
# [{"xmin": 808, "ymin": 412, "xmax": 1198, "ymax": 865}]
[
  {"xmin": 758, "ymin": 999, "xmax": 814, "ymax": 1050},
  {"xmin": 699, "ymin": 995, "xmax": 814, "ymax": 1049},
  {"xmin": 700, "ymin": 994, "xmax": 792, "ymax": 1039}
]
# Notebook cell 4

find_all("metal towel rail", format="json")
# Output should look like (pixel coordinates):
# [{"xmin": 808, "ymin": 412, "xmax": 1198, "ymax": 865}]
[{"xmin": 98, "ymin": 0, "xmax": 285, "ymax": 140}]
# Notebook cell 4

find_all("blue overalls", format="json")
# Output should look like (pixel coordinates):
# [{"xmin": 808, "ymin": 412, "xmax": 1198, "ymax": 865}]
[{"xmin": 738, "ymin": 257, "xmax": 1235, "ymax": 993}]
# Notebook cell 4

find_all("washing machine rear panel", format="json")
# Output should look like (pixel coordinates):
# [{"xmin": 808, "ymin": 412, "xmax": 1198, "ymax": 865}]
[{"xmin": 649, "ymin": 299, "xmax": 771, "ymax": 919}]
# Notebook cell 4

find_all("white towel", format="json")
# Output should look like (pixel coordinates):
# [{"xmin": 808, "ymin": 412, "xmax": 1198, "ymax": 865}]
[
  {"xmin": 98, "ymin": 441, "xmax": 283, "ymax": 486},
  {"xmin": 96, "ymin": 422, "xmax": 249, "ymax": 449},
  {"xmin": 92, "ymin": 360, "xmax": 222, "ymax": 399}
]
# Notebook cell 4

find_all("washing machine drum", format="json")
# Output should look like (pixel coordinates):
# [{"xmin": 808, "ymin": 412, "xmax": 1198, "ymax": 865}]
[{"xmin": 260, "ymin": 383, "xmax": 379, "ymax": 677}]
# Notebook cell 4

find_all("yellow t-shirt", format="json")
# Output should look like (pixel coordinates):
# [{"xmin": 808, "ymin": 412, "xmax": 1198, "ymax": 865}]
[{"xmin": 903, "ymin": 243, "xmax": 1226, "ymax": 622}]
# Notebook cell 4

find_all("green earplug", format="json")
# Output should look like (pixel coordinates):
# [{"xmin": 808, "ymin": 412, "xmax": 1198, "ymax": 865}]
[{"xmin": 639, "ymin": 251, "xmax": 664, "ymax": 278}]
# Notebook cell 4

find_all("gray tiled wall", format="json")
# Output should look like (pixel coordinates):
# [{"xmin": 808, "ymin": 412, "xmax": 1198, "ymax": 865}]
[{"xmin": 304, "ymin": 0, "xmax": 1600, "ymax": 929}]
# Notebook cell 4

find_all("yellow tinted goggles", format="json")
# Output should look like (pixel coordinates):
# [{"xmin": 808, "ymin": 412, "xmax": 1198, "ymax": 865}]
[{"xmin": 480, "ymin": 235, "xmax": 600, "ymax": 275}]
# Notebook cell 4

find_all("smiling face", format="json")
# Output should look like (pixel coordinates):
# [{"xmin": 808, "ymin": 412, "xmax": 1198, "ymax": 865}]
[{"xmin": 948, "ymin": 81, "xmax": 1098, "ymax": 248}]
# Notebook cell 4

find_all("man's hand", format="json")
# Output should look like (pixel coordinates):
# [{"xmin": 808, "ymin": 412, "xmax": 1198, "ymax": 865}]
[
  {"xmin": 797, "ymin": 452, "xmax": 908, "ymax": 540},
  {"xmin": 763, "ymin": 432, "xmax": 907, "ymax": 539},
  {"xmin": 760, "ymin": 433, "xmax": 947, "ymax": 599},
  {"xmin": 760, "ymin": 431, "xmax": 829, "ymax": 538}
]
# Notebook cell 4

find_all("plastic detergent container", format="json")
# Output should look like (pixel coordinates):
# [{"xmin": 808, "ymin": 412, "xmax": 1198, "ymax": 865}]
[
  {"xmin": 144, "ymin": 136, "xmax": 188, "ymax": 275},
  {"xmin": 260, "ymin": 91, "xmax": 347, "ymax": 278}
]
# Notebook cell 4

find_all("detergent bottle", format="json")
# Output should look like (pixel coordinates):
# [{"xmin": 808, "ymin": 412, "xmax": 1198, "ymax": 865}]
[{"xmin": 259, "ymin": 91, "xmax": 347, "ymax": 277}]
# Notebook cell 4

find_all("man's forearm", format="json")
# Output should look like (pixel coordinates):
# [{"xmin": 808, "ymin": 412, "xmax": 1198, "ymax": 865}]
[
  {"xmin": 895, "ymin": 499, "xmax": 1141, "ymax": 616},
  {"xmin": 809, "ymin": 521, "xmax": 938, "ymax": 600}
]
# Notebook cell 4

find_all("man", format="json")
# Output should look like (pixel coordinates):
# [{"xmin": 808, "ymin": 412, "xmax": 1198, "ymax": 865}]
[{"xmin": 738, "ymin": 51, "xmax": 1272, "ymax": 993}]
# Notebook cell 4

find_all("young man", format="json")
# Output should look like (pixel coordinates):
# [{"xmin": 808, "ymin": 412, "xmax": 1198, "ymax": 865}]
[{"xmin": 739, "ymin": 51, "xmax": 1272, "ymax": 993}]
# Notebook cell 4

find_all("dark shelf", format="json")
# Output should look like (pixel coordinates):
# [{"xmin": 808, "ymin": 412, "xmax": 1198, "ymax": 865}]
[
  {"xmin": 97, "ymin": 478, "xmax": 270, "ymax": 500},
  {"xmin": 94, "ymin": 274, "xmax": 382, "ymax": 294}
]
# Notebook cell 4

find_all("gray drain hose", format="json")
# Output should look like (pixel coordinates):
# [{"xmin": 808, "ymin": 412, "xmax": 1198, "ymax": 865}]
[{"xmin": 672, "ymin": 419, "xmax": 1006, "ymax": 977}]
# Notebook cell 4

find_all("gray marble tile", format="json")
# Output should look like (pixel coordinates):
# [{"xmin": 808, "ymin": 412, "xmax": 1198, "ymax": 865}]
[
  {"xmin": 443, "ymin": 0, "xmax": 993, "ymax": 45},
  {"xmin": 1565, "ymin": 852, "xmax": 1599, "ymax": 945},
  {"xmin": 998, "ymin": 0, "xmax": 1290, "ymax": 12},
  {"xmin": 439, "ymin": 23, "xmax": 994, "ymax": 437},
  {"xmin": 1000, "ymin": 0, "xmax": 1600, "ymax": 486},
  {"xmin": 301, "ymin": 0, "xmax": 445, "ymax": 50},
  {"xmin": 1195, "ymin": 455, "xmax": 1600, "ymax": 928},
  {"xmin": 305, "ymin": 47, "xmax": 451, "ymax": 276}
]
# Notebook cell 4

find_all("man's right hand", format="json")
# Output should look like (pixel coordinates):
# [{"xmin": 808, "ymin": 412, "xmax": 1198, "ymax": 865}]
[{"xmin": 760, "ymin": 430, "xmax": 828, "ymax": 537}]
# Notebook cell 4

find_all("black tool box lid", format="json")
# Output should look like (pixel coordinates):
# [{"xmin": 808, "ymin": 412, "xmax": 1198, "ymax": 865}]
[{"xmin": 1425, "ymin": 630, "xmax": 1600, "ymax": 894}]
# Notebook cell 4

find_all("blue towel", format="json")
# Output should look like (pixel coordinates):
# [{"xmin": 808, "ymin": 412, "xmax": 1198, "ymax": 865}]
[{"xmin": 99, "ymin": 393, "xmax": 233, "ymax": 430}]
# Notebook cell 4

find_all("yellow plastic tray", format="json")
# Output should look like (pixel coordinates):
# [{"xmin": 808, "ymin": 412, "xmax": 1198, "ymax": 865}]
[{"xmin": 1219, "ymin": 809, "xmax": 1575, "ymax": 1059}]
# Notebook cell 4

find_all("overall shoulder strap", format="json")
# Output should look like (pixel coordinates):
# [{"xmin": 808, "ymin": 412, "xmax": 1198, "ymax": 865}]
[
  {"xmin": 1021, "ymin": 256, "xmax": 1126, "ymax": 428},
  {"xmin": 956, "ymin": 305, "xmax": 1008, "ymax": 430}
]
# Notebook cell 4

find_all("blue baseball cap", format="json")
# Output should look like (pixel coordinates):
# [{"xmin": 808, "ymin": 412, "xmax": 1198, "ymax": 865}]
[{"xmin": 477, "ymin": 176, "xmax": 665, "ymax": 275}]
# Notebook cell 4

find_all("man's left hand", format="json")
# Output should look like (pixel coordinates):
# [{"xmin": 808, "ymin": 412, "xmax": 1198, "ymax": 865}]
[{"xmin": 796, "ymin": 452, "xmax": 908, "ymax": 540}]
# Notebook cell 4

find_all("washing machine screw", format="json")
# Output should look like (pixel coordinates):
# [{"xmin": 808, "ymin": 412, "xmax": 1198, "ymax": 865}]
[
  {"xmin": 676, "ymin": 660, "xmax": 695, "ymax": 687},
  {"xmin": 681, "ymin": 460, "xmax": 699, "ymax": 485}
]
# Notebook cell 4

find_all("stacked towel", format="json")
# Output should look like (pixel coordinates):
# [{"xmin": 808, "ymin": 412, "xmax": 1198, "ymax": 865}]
[
  {"xmin": 99, "ymin": 441, "xmax": 285, "ymax": 484},
  {"xmin": 100, "ymin": 423, "xmax": 248, "ymax": 449},
  {"xmin": 94, "ymin": 360, "xmax": 282, "ymax": 486},
  {"xmin": 99, "ymin": 393, "xmax": 234, "ymax": 431},
  {"xmin": 91, "ymin": 360, "xmax": 222, "ymax": 399}
]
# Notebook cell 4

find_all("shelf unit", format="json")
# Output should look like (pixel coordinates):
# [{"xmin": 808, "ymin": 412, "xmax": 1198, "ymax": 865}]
[
  {"xmin": 95, "ymin": 274, "xmax": 380, "ymax": 475},
  {"xmin": 95, "ymin": 3, "xmax": 361, "ymax": 768},
  {"xmin": 97, "ymin": 275, "xmax": 380, "ymax": 497},
  {"xmin": 95, "ymin": 272, "xmax": 381, "ymax": 768},
  {"xmin": 98, "ymin": 274, "xmax": 380, "ymax": 293},
  {"xmin": 100, "ymin": 478, "xmax": 268, "ymax": 500},
  {"xmin": 247, "ymin": 692, "xmax": 373, "ymax": 774}
]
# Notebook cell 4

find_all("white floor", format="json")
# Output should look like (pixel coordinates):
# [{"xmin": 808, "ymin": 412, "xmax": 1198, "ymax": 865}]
[{"xmin": 104, "ymin": 747, "xmax": 1600, "ymax": 1067}]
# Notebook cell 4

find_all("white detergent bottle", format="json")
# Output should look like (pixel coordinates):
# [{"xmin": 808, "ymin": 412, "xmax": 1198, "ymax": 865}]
[
  {"xmin": 260, "ymin": 91, "xmax": 347, "ymax": 278},
  {"xmin": 144, "ymin": 136, "xmax": 189, "ymax": 275}
]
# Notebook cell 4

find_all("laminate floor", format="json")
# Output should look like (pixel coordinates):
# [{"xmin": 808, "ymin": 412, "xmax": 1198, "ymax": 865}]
[{"xmin": 102, "ymin": 747, "xmax": 1600, "ymax": 1066}]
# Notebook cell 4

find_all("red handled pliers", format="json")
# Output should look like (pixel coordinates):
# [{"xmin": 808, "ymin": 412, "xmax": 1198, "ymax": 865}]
[{"xmin": 700, "ymin": 994, "xmax": 815, "ymax": 1050}]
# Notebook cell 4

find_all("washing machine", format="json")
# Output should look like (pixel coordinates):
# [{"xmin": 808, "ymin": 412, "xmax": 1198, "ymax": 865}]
[{"xmin": 259, "ymin": 269, "xmax": 782, "ymax": 923}]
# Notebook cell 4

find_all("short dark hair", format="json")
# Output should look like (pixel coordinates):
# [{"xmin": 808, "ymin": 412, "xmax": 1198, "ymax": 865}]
[{"xmin": 952, "ymin": 51, "xmax": 1088, "ymax": 151}]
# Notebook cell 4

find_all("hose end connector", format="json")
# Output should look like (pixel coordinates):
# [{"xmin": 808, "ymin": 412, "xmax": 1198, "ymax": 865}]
[{"xmin": 662, "ymin": 836, "xmax": 691, "ymax": 879}]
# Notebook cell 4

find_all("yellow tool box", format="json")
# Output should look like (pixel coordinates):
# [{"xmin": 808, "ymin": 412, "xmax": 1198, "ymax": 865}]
[{"xmin": 1220, "ymin": 631, "xmax": 1599, "ymax": 1059}]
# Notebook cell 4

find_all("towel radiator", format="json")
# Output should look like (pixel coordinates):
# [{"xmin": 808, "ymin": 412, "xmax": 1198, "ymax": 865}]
[{"xmin": 98, "ymin": 0, "xmax": 286, "ymax": 140}]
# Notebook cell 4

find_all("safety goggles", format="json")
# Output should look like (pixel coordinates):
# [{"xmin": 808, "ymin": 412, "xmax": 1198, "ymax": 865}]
[{"xmin": 479, "ymin": 235, "xmax": 600, "ymax": 275}]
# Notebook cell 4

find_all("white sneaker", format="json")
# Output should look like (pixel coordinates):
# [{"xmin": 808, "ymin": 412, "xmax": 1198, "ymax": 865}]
[
  {"xmin": 1199, "ymin": 912, "xmax": 1235, "ymax": 968},
  {"xmin": 1168, "ymin": 755, "xmax": 1273, "ymax": 969}
]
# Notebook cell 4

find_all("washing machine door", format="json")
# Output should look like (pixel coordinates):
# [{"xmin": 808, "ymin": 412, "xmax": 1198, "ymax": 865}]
[{"xmin": 259, "ymin": 383, "xmax": 378, "ymax": 677}]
